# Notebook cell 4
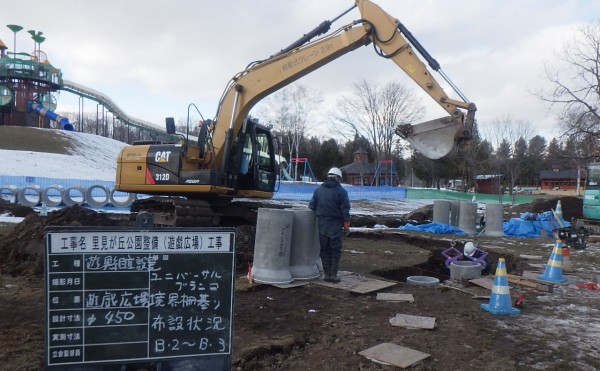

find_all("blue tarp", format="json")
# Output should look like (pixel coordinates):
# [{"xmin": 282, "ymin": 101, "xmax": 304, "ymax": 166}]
[
  {"xmin": 503, "ymin": 211, "xmax": 569, "ymax": 237},
  {"xmin": 399, "ymin": 222, "xmax": 466, "ymax": 235}
]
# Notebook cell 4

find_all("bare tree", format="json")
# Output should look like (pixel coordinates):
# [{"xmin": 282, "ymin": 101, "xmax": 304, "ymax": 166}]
[
  {"xmin": 537, "ymin": 21, "xmax": 600, "ymax": 150},
  {"xmin": 331, "ymin": 79, "xmax": 423, "ymax": 162},
  {"xmin": 481, "ymin": 116, "xmax": 535, "ymax": 200},
  {"xmin": 458, "ymin": 123, "xmax": 493, "ymax": 192},
  {"xmin": 255, "ymin": 83, "xmax": 322, "ymax": 179}
]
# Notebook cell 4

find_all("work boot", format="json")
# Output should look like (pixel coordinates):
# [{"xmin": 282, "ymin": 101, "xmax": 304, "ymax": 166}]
[
  {"xmin": 329, "ymin": 257, "xmax": 341, "ymax": 283},
  {"xmin": 321, "ymin": 257, "xmax": 332, "ymax": 281}
]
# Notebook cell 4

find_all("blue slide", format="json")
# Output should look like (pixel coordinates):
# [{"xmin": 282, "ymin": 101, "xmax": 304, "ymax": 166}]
[
  {"xmin": 281, "ymin": 166, "xmax": 294, "ymax": 181},
  {"xmin": 27, "ymin": 101, "xmax": 74, "ymax": 131}
]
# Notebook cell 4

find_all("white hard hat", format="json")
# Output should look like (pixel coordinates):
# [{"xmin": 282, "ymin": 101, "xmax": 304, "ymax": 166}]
[
  {"xmin": 463, "ymin": 242, "xmax": 476, "ymax": 257},
  {"xmin": 327, "ymin": 167, "xmax": 342, "ymax": 178}
]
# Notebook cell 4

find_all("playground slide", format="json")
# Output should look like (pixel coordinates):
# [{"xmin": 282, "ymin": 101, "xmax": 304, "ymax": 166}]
[
  {"xmin": 281, "ymin": 166, "xmax": 294, "ymax": 181},
  {"xmin": 61, "ymin": 80, "xmax": 162, "ymax": 134},
  {"xmin": 275, "ymin": 155, "xmax": 294, "ymax": 181},
  {"xmin": 27, "ymin": 101, "xmax": 74, "ymax": 131},
  {"xmin": 61, "ymin": 80, "xmax": 199, "ymax": 141}
]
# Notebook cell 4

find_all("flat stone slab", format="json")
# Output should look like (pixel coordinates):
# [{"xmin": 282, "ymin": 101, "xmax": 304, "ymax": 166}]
[
  {"xmin": 389, "ymin": 313, "xmax": 436, "ymax": 329},
  {"xmin": 376, "ymin": 293, "xmax": 415, "ymax": 303},
  {"xmin": 359, "ymin": 342, "xmax": 430, "ymax": 368},
  {"xmin": 314, "ymin": 271, "xmax": 396, "ymax": 294}
]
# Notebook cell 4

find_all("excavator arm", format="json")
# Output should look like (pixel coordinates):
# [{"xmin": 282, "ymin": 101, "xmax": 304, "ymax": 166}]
[
  {"xmin": 356, "ymin": 0, "xmax": 476, "ymax": 159},
  {"xmin": 210, "ymin": 0, "xmax": 476, "ymax": 165},
  {"xmin": 115, "ymin": 0, "xmax": 477, "ymax": 226}
]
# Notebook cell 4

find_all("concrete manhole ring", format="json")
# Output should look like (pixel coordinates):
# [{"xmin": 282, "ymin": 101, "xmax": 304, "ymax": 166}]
[{"xmin": 406, "ymin": 275, "xmax": 440, "ymax": 286}]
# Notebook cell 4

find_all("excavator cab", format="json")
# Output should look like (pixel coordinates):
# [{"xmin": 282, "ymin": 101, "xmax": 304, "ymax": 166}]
[
  {"xmin": 233, "ymin": 118, "xmax": 277, "ymax": 196},
  {"xmin": 115, "ymin": 117, "xmax": 276, "ymax": 201}
]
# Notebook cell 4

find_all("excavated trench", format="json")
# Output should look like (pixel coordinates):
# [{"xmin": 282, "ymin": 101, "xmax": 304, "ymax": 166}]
[
  {"xmin": 375, "ymin": 258, "xmax": 451, "ymax": 283},
  {"xmin": 0, "ymin": 203, "xmax": 520, "ymax": 280},
  {"xmin": 347, "ymin": 230, "xmax": 519, "ymax": 284}
]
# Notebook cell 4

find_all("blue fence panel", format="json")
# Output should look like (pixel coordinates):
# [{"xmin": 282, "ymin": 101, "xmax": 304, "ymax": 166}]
[
  {"xmin": 0, "ymin": 175, "xmax": 115, "ymax": 191},
  {"xmin": 273, "ymin": 183, "xmax": 319, "ymax": 200},
  {"xmin": 346, "ymin": 186, "xmax": 406, "ymax": 201},
  {"xmin": 273, "ymin": 183, "xmax": 407, "ymax": 201}
]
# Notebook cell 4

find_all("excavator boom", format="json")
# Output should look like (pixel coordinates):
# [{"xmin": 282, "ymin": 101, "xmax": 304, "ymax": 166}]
[
  {"xmin": 210, "ymin": 0, "xmax": 476, "ymax": 165},
  {"xmin": 115, "ymin": 0, "xmax": 476, "ymax": 226}
]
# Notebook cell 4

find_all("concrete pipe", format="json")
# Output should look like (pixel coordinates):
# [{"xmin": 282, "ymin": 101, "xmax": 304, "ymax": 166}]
[
  {"xmin": 485, "ymin": 203, "xmax": 505, "ymax": 237},
  {"xmin": 85, "ymin": 185, "xmax": 111, "ymax": 208},
  {"xmin": 0, "ymin": 185, "xmax": 19, "ymax": 203},
  {"xmin": 406, "ymin": 276, "xmax": 439, "ymax": 286},
  {"xmin": 41, "ymin": 185, "xmax": 64, "ymax": 207},
  {"xmin": 449, "ymin": 201, "xmax": 460, "ymax": 227},
  {"xmin": 252, "ymin": 208, "xmax": 294, "ymax": 284},
  {"xmin": 433, "ymin": 200, "xmax": 451, "ymax": 224},
  {"xmin": 289, "ymin": 209, "xmax": 320, "ymax": 280},
  {"xmin": 458, "ymin": 201, "xmax": 477, "ymax": 235},
  {"xmin": 450, "ymin": 261, "xmax": 482, "ymax": 280},
  {"xmin": 63, "ymin": 185, "xmax": 86, "ymax": 207},
  {"xmin": 110, "ymin": 189, "xmax": 136, "ymax": 208},
  {"xmin": 17, "ymin": 185, "xmax": 42, "ymax": 207}
]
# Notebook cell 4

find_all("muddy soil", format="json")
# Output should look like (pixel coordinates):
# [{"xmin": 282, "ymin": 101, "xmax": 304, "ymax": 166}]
[{"xmin": 1, "ymin": 199, "xmax": 599, "ymax": 370}]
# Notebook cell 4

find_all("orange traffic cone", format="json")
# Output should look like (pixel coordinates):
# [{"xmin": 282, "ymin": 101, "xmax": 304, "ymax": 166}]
[
  {"xmin": 561, "ymin": 247, "xmax": 573, "ymax": 272},
  {"xmin": 538, "ymin": 240, "xmax": 567, "ymax": 283},
  {"xmin": 481, "ymin": 258, "xmax": 520, "ymax": 315}
]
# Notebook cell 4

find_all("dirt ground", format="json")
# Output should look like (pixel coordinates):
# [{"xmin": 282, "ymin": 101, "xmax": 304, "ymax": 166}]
[{"xmin": 1, "ymin": 197, "xmax": 600, "ymax": 370}]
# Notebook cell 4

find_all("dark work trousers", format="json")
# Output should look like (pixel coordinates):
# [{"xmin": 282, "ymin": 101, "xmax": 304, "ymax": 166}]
[{"xmin": 319, "ymin": 231, "xmax": 343, "ymax": 260}]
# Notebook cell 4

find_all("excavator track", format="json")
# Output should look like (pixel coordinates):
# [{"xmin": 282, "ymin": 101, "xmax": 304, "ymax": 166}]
[
  {"xmin": 130, "ymin": 197, "xmax": 287, "ymax": 227},
  {"xmin": 131, "ymin": 197, "xmax": 219, "ymax": 227}
]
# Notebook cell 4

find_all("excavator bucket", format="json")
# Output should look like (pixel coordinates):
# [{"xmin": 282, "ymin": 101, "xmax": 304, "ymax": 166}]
[{"xmin": 396, "ymin": 116, "xmax": 463, "ymax": 160}]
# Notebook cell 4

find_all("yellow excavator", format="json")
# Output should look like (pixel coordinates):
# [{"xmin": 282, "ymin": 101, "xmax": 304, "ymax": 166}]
[{"xmin": 115, "ymin": 0, "xmax": 476, "ymax": 226}]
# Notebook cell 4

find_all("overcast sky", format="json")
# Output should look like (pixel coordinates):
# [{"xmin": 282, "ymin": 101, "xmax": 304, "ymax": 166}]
[{"xmin": 3, "ymin": 0, "xmax": 599, "ymax": 143}]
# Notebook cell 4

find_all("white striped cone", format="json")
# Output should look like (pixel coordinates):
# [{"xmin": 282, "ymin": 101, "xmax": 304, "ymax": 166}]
[
  {"xmin": 555, "ymin": 200, "xmax": 563, "ymax": 219},
  {"xmin": 481, "ymin": 258, "xmax": 520, "ymax": 315},
  {"xmin": 538, "ymin": 240, "xmax": 567, "ymax": 283}
]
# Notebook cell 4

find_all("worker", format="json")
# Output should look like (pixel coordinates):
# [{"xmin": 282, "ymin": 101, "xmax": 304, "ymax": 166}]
[
  {"xmin": 309, "ymin": 167, "xmax": 351, "ymax": 283},
  {"xmin": 463, "ymin": 241, "xmax": 491, "ymax": 275}
]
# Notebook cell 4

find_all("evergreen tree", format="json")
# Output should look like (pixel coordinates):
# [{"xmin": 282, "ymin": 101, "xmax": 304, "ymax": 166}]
[
  {"xmin": 545, "ymin": 138, "xmax": 563, "ymax": 168},
  {"xmin": 524, "ymin": 135, "xmax": 547, "ymax": 186},
  {"xmin": 315, "ymin": 138, "xmax": 344, "ymax": 180},
  {"xmin": 342, "ymin": 134, "xmax": 374, "ymax": 164}
]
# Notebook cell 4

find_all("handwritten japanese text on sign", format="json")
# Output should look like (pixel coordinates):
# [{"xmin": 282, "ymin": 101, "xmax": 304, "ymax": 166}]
[{"xmin": 45, "ymin": 227, "xmax": 235, "ymax": 367}]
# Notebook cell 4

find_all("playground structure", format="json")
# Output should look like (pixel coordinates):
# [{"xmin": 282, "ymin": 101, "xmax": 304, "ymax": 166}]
[
  {"xmin": 287, "ymin": 158, "xmax": 318, "ymax": 183},
  {"xmin": 371, "ymin": 160, "xmax": 401, "ymax": 187},
  {"xmin": 0, "ymin": 26, "xmax": 171, "ymax": 143},
  {"xmin": 0, "ymin": 26, "xmax": 72, "ymax": 130}
]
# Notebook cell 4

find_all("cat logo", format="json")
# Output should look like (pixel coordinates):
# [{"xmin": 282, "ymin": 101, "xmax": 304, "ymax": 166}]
[{"xmin": 154, "ymin": 151, "xmax": 172, "ymax": 163}]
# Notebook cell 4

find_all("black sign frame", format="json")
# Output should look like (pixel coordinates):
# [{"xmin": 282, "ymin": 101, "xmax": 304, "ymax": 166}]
[{"xmin": 44, "ymin": 226, "xmax": 235, "ymax": 370}]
